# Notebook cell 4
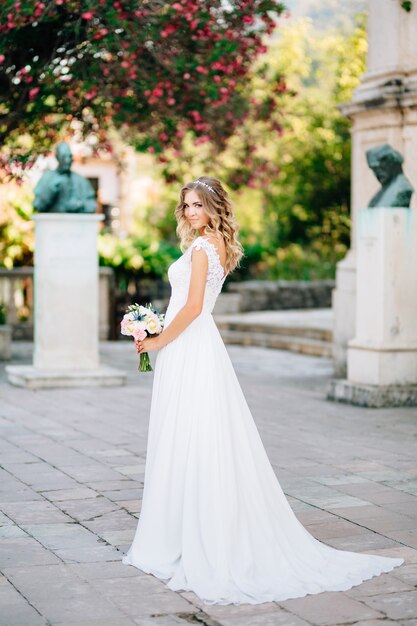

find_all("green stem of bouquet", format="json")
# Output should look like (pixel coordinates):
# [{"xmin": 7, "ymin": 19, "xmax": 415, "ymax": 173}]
[{"xmin": 139, "ymin": 351, "xmax": 153, "ymax": 372}]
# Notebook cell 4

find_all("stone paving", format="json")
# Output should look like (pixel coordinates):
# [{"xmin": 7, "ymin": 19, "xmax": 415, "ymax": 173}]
[{"xmin": 1, "ymin": 341, "xmax": 417, "ymax": 626}]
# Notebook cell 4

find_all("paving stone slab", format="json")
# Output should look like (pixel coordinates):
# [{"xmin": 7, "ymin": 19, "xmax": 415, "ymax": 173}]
[
  {"xmin": 213, "ymin": 609, "xmax": 313, "ymax": 626},
  {"xmin": 344, "ymin": 572, "xmax": 415, "ymax": 598},
  {"xmin": 55, "ymin": 496, "xmax": 119, "ymax": 521},
  {"xmin": 361, "ymin": 590, "xmax": 417, "ymax": 620},
  {"xmin": 52, "ymin": 545, "xmax": 121, "ymax": 563},
  {"xmin": 306, "ymin": 520, "xmax": 369, "ymax": 540},
  {"xmin": 365, "ymin": 545, "xmax": 417, "ymax": 563},
  {"xmin": 0, "ymin": 500, "xmax": 73, "ymax": 525},
  {"xmin": 0, "ymin": 511, "xmax": 13, "ymax": 525},
  {"xmin": 21, "ymin": 522, "xmax": 105, "ymax": 550},
  {"xmin": 0, "ymin": 487, "xmax": 43, "ymax": 503},
  {"xmin": 133, "ymin": 617, "xmax": 198, "ymax": 626},
  {"xmin": 0, "ymin": 576, "xmax": 48, "ymax": 625},
  {"xmin": 361, "ymin": 513, "xmax": 417, "ymax": 533},
  {"xmin": 329, "ymin": 505, "xmax": 399, "ymax": 522},
  {"xmin": 278, "ymin": 592, "xmax": 383, "ymax": 625},
  {"xmin": 324, "ymin": 533, "xmax": 400, "ymax": 551},
  {"xmin": 68, "ymin": 560, "xmax": 144, "ymax": 580},
  {"xmin": 59, "ymin": 463, "xmax": 125, "ymax": 482},
  {"xmin": 5, "ymin": 577, "xmax": 100, "ymax": 603},
  {"xmin": 349, "ymin": 619, "xmax": 398, "ymax": 626},
  {"xmin": 104, "ymin": 585, "xmax": 194, "ymax": 618},
  {"xmin": 0, "ymin": 524, "xmax": 28, "ymax": 539},
  {"xmin": 85, "ymin": 479, "xmax": 139, "ymax": 491},
  {"xmin": 390, "ymin": 562, "xmax": 417, "ymax": 585},
  {"xmin": 0, "ymin": 537, "xmax": 62, "ymax": 568},
  {"xmin": 50, "ymin": 614, "xmax": 137, "ymax": 626},
  {"xmin": 386, "ymin": 498, "xmax": 417, "ymax": 515},
  {"xmin": 29, "ymin": 592, "xmax": 129, "ymax": 623},
  {"xmin": 2, "ymin": 341, "xmax": 417, "ymax": 626},
  {"xmin": 4, "ymin": 563, "xmax": 85, "ymax": 587},
  {"xmin": 181, "ymin": 592, "xmax": 279, "ymax": 618},
  {"xmin": 81, "ymin": 507, "xmax": 135, "ymax": 529},
  {"xmin": 40, "ymin": 487, "xmax": 100, "ymax": 501}
]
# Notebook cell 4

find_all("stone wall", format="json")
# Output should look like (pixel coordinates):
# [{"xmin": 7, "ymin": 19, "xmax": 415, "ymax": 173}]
[
  {"xmin": 226, "ymin": 280, "xmax": 335, "ymax": 312},
  {"xmin": 0, "ymin": 267, "xmax": 113, "ymax": 341}
]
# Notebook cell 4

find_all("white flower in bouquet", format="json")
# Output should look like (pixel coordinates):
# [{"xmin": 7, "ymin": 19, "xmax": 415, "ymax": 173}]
[{"xmin": 121, "ymin": 302, "xmax": 165, "ymax": 372}]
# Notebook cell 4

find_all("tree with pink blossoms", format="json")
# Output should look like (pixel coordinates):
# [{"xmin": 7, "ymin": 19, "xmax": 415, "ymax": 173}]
[{"xmin": 0, "ymin": 0, "xmax": 286, "ymax": 180}]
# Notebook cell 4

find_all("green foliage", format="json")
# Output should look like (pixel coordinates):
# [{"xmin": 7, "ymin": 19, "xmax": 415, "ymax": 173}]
[
  {"xmin": 0, "ymin": 302, "xmax": 6, "ymax": 324},
  {"xmin": 243, "ymin": 13, "xmax": 366, "ymax": 278},
  {"xmin": 157, "ymin": 13, "xmax": 367, "ymax": 279},
  {"xmin": 98, "ymin": 233, "xmax": 180, "ymax": 280},
  {"xmin": 401, "ymin": 1, "xmax": 412, "ymax": 12},
  {"xmin": 0, "ymin": 10, "xmax": 368, "ymax": 283},
  {"xmin": 0, "ymin": 184, "xmax": 34, "ymax": 268}
]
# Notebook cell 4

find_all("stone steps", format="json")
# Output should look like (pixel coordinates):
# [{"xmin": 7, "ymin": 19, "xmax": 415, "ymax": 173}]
[
  {"xmin": 216, "ymin": 320, "xmax": 332, "ymax": 342},
  {"xmin": 215, "ymin": 313, "xmax": 333, "ymax": 358},
  {"xmin": 217, "ymin": 328, "xmax": 332, "ymax": 357}
]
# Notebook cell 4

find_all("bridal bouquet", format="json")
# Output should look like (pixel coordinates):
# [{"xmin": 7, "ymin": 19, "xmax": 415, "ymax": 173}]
[{"xmin": 121, "ymin": 302, "xmax": 165, "ymax": 372}]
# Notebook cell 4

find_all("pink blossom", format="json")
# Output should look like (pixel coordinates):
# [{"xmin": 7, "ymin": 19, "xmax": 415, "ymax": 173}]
[
  {"xmin": 133, "ymin": 328, "xmax": 147, "ymax": 341},
  {"xmin": 29, "ymin": 87, "xmax": 40, "ymax": 100},
  {"xmin": 82, "ymin": 12, "xmax": 94, "ymax": 20},
  {"xmin": 243, "ymin": 15, "xmax": 255, "ymax": 24},
  {"xmin": 194, "ymin": 135, "xmax": 210, "ymax": 145},
  {"xmin": 161, "ymin": 24, "xmax": 177, "ymax": 37},
  {"xmin": 85, "ymin": 89, "xmax": 97, "ymax": 100}
]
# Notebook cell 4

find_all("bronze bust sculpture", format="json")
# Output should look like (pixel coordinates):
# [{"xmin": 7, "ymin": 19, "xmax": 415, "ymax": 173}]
[
  {"xmin": 34, "ymin": 142, "xmax": 97, "ymax": 213},
  {"xmin": 366, "ymin": 144, "xmax": 414, "ymax": 208}
]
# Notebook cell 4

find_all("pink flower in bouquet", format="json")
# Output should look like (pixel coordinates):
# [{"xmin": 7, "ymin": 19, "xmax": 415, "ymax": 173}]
[
  {"xmin": 133, "ymin": 327, "xmax": 147, "ymax": 341},
  {"xmin": 121, "ymin": 302, "xmax": 165, "ymax": 372}
]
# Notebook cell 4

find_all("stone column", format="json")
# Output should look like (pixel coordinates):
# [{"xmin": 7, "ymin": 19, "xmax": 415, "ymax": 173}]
[
  {"xmin": 328, "ymin": 205, "xmax": 417, "ymax": 407},
  {"xmin": 6, "ymin": 214, "xmax": 126, "ymax": 388},
  {"xmin": 349, "ymin": 207, "xmax": 417, "ymax": 383},
  {"xmin": 332, "ymin": 0, "xmax": 417, "ymax": 376}
]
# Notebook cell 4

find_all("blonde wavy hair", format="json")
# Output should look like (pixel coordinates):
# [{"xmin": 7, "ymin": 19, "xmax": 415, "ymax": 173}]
[{"xmin": 174, "ymin": 176, "xmax": 245, "ymax": 277}]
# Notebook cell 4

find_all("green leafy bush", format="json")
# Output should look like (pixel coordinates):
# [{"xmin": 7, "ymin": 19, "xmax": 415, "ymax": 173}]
[{"xmin": 0, "ymin": 303, "xmax": 7, "ymax": 325}]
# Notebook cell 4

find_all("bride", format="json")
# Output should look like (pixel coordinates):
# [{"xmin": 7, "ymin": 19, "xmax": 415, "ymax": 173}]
[{"xmin": 122, "ymin": 176, "xmax": 404, "ymax": 605}]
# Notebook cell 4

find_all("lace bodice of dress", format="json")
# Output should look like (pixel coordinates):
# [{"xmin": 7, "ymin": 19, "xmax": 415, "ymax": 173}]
[{"xmin": 166, "ymin": 236, "xmax": 226, "ymax": 315}]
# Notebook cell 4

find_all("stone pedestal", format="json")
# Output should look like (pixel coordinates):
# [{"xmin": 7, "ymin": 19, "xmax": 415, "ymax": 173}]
[
  {"xmin": 0, "ymin": 325, "xmax": 12, "ymax": 360},
  {"xmin": 331, "ymin": 249, "xmax": 356, "ymax": 377},
  {"xmin": 328, "ymin": 207, "xmax": 417, "ymax": 406},
  {"xmin": 6, "ymin": 214, "xmax": 126, "ymax": 388},
  {"xmin": 333, "ymin": 0, "xmax": 417, "ymax": 374}
]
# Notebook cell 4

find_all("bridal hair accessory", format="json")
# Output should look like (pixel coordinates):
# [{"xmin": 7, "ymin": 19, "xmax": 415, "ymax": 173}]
[{"xmin": 194, "ymin": 179, "xmax": 215, "ymax": 193}]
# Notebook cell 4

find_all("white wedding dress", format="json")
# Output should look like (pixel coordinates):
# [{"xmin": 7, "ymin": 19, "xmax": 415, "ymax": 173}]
[{"xmin": 122, "ymin": 235, "xmax": 404, "ymax": 605}]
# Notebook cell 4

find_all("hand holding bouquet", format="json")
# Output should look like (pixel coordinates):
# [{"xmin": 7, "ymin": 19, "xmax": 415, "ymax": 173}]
[{"xmin": 121, "ymin": 302, "xmax": 165, "ymax": 372}]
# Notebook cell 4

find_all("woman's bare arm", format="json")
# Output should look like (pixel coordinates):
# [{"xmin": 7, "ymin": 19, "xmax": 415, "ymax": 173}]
[{"xmin": 157, "ymin": 247, "xmax": 208, "ymax": 349}]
